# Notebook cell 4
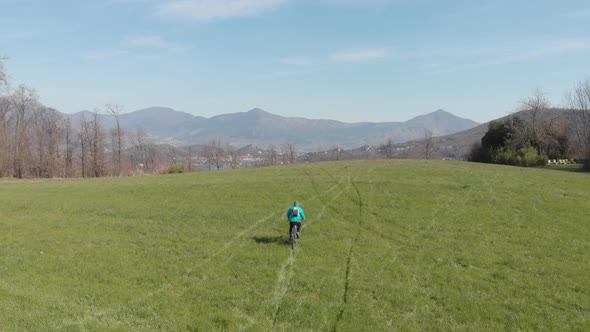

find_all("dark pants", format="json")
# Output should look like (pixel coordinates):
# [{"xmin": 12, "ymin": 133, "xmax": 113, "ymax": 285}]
[{"xmin": 289, "ymin": 222, "xmax": 301, "ymax": 237}]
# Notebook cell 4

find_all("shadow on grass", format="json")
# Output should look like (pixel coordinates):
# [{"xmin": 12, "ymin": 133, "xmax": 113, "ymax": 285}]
[{"xmin": 252, "ymin": 236, "xmax": 290, "ymax": 246}]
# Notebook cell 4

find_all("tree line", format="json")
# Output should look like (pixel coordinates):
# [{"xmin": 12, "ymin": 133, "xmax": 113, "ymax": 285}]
[
  {"xmin": 0, "ymin": 55, "xmax": 321, "ymax": 178},
  {"xmin": 467, "ymin": 82, "xmax": 590, "ymax": 170},
  {"xmin": 0, "ymin": 90, "xmax": 279, "ymax": 178},
  {"xmin": 4, "ymin": 53, "xmax": 589, "ymax": 175},
  {"xmin": 0, "ymin": 89, "xmax": 154, "ymax": 178},
  {"xmin": 0, "ymin": 54, "xmax": 443, "ymax": 175},
  {"xmin": 0, "ymin": 55, "xmax": 176, "ymax": 178}
]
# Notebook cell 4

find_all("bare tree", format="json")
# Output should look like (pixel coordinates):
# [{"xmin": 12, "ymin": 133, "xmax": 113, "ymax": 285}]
[
  {"xmin": 45, "ymin": 108, "xmax": 63, "ymax": 177},
  {"xmin": 0, "ymin": 55, "xmax": 7, "ymax": 93},
  {"xmin": 282, "ymin": 143, "xmax": 296, "ymax": 164},
  {"xmin": 91, "ymin": 110, "xmax": 106, "ymax": 177},
  {"xmin": 518, "ymin": 89, "xmax": 551, "ymax": 154},
  {"xmin": 423, "ymin": 130, "xmax": 437, "ymax": 159},
  {"xmin": 31, "ymin": 109, "xmax": 46, "ymax": 177},
  {"xmin": 214, "ymin": 140, "xmax": 227, "ymax": 170},
  {"xmin": 0, "ymin": 57, "xmax": 12, "ymax": 176},
  {"xmin": 131, "ymin": 127, "xmax": 147, "ymax": 171},
  {"xmin": 63, "ymin": 118, "xmax": 75, "ymax": 178},
  {"xmin": 169, "ymin": 144, "xmax": 178, "ymax": 166},
  {"xmin": 227, "ymin": 144, "xmax": 242, "ymax": 169},
  {"xmin": 0, "ymin": 95, "xmax": 12, "ymax": 177},
  {"xmin": 329, "ymin": 145, "xmax": 341, "ymax": 161},
  {"xmin": 187, "ymin": 145, "xmax": 194, "ymax": 172},
  {"xmin": 567, "ymin": 78, "xmax": 590, "ymax": 169},
  {"xmin": 11, "ymin": 85, "xmax": 38, "ymax": 178},
  {"xmin": 106, "ymin": 103, "xmax": 125, "ymax": 176},
  {"xmin": 204, "ymin": 139, "xmax": 226, "ymax": 170},
  {"xmin": 129, "ymin": 127, "xmax": 163, "ymax": 173},
  {"xmin": 79, "ymin": 115, "xmax": 91, "ymax": 178},
  {"xmin": 202, "ymin": 143, "xmax": 212, "ymax": 170},
  {"xmin": 269, "ymin": 145, "xmax": 278, "ymax": 166},
  {"xmin": 31, "ymin": 106, "xmax": 63, "ymax": 177},
  {"xmin": 379, "ymin": 138, "xmax": 395, "ymax": 159}
]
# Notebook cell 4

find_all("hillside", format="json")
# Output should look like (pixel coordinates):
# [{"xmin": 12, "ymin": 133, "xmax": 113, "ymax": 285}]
[{"xmin": 402, "ymin": 108, "xmax": 572, "ymax": 159}]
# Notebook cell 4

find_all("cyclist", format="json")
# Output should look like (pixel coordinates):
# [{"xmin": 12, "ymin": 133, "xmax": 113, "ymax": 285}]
[{"xmin": 287, "ymin": 201, "xmax": 306, "ymax": 238}]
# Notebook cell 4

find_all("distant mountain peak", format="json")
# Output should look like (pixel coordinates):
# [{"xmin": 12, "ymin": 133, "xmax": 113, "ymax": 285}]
[
  {"xmin": 248, "ymin": 108, "xmax": 266, "ymax": 113},
  {"xmin": 246, "ymin": 108, "xmax": 274, "ymax": 117},
  {"xmin": 409, "ymin": 109, "xmax": 473, "ymax": 121},
  {"xmin": 136, "ymin": 106, "xmax": 190, "ymax": 116}
]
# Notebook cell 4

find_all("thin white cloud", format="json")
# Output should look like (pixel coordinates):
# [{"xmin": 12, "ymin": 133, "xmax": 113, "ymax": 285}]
[
  {"xmin": 421, "ymin": 38, "xmax": 590, "ymax": 74},
  {"xmin": 331, "ymin": 49, "xmax": 387, "ymax": 62},
  {"xmin": 536, "ymin": 38, "xmax": 590, "ymax": 54},
  {"xmin": 125, "ymin": 35, "xmax": 169, "ymax": 48},
  {"xmin": 256, "ymin": 70, "xmax": 300, "ymax": 80},
  {"xmin": 108, "ymin": 0, "xmax": 156, "ymax": 3},
  {"xmin": 155, "ymin": 0, "xmax": 289, "ymax": 21},
  {"xmin": 84, "ymin": 34, "xmax": 189, "ymax": 61},
  {"xmin": 321, "ymin": 0, "xmax": 415, "ymax": 7},
  {"xmin": 563, "ymin": 8, "xmax": 590, "ymax": 18},
  {"xmin": 83, "ymin": 49, "xmax": 129, "ymax": 60},
  {"xmin": 0, "ymin": 30, "xmax": 35, "ymax": 41},
  {"xmin": 322, "ymin": 0, "xmax": 393, "ymax": 5},
  {"xmin": 279, "ymin": 56, "xmax": 313, "ymax": 66},
  {"xmin": 256, "ymin": 68, "xmax": 318, "ymax": 80},
  {"xmin": 125, "ymin": 34, "xmax": 191, "ymax": 54}
]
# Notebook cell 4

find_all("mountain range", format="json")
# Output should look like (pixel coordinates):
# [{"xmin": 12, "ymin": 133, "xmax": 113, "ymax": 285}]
[{"xmin": 64, "ymin": 107, "xmax": 479, "ymax": 150}]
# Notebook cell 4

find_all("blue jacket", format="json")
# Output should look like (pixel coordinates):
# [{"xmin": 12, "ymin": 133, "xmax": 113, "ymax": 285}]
[{"xmin": 287, "ymin": 204, "xmax": 305, "ymax": 222}]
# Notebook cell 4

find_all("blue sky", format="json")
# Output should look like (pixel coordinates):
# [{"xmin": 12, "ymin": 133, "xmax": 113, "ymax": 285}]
[{"xmin": 1, "ymin": 0, "xmax": 589, "ymax": 123}]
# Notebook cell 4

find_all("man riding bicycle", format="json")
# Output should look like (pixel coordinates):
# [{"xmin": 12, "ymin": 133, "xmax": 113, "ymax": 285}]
[{"xmin": 287, "ymin": 201, "xmax": 306, "ymax": 238}]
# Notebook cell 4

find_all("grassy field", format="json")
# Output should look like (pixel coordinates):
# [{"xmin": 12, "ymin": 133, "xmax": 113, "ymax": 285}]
[{"xmin": 0, "ymin": 160, "xmax": 589, "ymax": 331}]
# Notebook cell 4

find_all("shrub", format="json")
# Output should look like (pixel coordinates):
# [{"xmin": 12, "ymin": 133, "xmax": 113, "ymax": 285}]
[
  {"xmin": 466, "ymin": 142, "xmax": 492, "ymax": 163},
  {"xmin": 517, "ymin": 147, "xmax": 546, "ymax": 167},
  {"xmin": 494, "ymin": 147, "xmax": 546, "ymax": 167},
  {"xmin": 168, "ymin": 164, "xmax": 185, "ymax": 174},
  {"xmin": 495, "ymin": 147, "xmax": 517, "ymax": 165}
]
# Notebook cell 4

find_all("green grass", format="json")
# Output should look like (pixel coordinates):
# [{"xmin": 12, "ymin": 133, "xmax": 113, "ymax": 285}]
[
  {"xmin": 0, "ymin": 160, "xmax": 589, "ymax": 331},
  {"xmin": 545, "ymin": 163, "xmax": 585, "ymax": 172}
]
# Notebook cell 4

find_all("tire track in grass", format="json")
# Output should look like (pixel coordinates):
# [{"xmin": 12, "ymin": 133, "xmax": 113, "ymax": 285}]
[
  {"xmin": 267, "ymin": 176, "xmax": 352, "ymax": 330},
  {"xmin": 302, "ymin": 167, "xmax": 346, "ymax": 208},
  {"xmin": 302, "ymin": 174, "xmax": 352, "ymax": 236},
  {"xmin": 66, "ymin": 210, "xmax": 286, "ymax": 326},
  {"xmin": 128, "ymin": 176, "xmax": 350, "ymax": 323},
  {"xmin": 174, "ymin": 174, "xmax": 348, "ymax": 328},
  {"xmin": 268, "ymin": 180, "xmax": 351, "ymax": 326},
  {"xmin": 412, "ymin": 165, "xmax": 477, "ymax": 320},
  {"xmin": 184, "ymin": 177, "xmax": 347, "ymax": 275},
  {"xmin": 185, "ymin": 175, "xmax": 347, "ymax": 279},
  {"xmin": 186, "ymin": 212, "xmax": 280, "ymax": 274},
  {"xmin": 332, "ymin": 175, "xmax": 364, "ymax": 331},
  {"xmin": 332, "ymin": 241, "xmax": 355, "ymax": 331},
  {"xmin": 303, "ymin": 166, "xmax": 358, "ymax": 225},
  {"xmin": 271, "ymin": 251, "xmax": 296, "ymax": 327},
  {"xmin": 56, "ymin": 170, "xmax": 350, "ymax": 327},
  {"xmin": 140, "ymin": 211, "xmax": 281, "ymax": 303}
]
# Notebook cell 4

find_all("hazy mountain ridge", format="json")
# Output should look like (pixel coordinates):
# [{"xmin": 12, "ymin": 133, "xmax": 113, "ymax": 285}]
[{"xmin": 64, "ymin": 107, "xmax": 480, "ymax": 150}]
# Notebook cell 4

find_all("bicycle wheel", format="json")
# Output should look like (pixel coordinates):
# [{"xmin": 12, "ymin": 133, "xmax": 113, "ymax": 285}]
[{"xmin": 290, "ymin": 225, "xmax": 297, "ymax": 250}]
